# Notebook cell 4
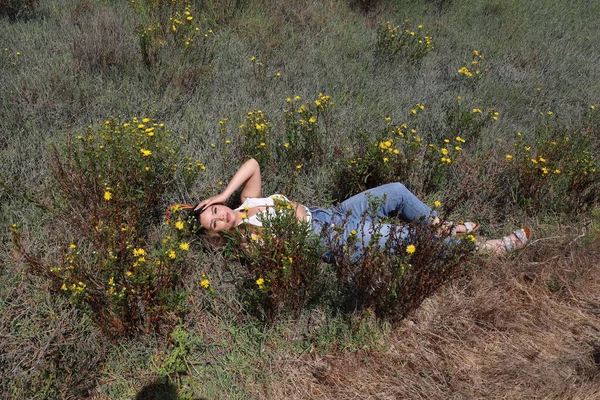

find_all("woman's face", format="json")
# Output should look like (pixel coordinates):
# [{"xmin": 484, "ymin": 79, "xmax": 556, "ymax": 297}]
[{"xmin": 199, "ymin": 204, "xmax": 236, "ymax": 233}]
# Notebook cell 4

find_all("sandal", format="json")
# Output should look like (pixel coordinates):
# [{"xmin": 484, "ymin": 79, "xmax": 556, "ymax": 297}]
[
  {"xmin": 502, "ymin": 227, "xmax": 531, "ymax": 253},
  {"xmin": 451, "ymin": 221, "xmax": 480, "ymax": 236}
]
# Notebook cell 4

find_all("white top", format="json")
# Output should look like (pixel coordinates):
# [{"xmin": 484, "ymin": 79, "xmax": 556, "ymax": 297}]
[{"xmin": 235, "ymin": 194, "xmax": 312, "ymax": 227}]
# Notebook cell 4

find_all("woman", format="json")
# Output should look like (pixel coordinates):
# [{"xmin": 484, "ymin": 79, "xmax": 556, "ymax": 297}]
[{"xmin": 194, "ymin": 158, "xmax": 531, "ymax": 259}]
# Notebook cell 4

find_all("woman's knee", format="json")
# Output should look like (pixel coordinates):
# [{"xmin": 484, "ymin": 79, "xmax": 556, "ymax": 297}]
[{"xmin": 383, "ymin": 182, "xmax": 408, "ymax": 196}]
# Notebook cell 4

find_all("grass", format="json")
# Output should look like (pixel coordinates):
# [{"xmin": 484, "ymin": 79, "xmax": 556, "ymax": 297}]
[{"xmin": 1, "ymin": 0, "xmax": 599, "ymax": 398}]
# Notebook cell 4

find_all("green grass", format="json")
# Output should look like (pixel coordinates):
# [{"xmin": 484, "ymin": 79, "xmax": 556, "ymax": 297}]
[{"xmin": 1, "ymin": 0, "xmax": 599, "ymax": 398}]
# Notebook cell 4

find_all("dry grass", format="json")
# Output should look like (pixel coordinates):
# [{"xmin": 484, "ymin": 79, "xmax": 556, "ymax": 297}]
[{"xmin": 257, "ymin": 228, "xmax": 600, "ymax": 399}]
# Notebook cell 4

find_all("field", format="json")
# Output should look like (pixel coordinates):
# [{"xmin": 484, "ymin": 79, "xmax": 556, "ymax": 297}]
[{"xmin": 1, "ymin": 0, "xmax": 599, "ymax": 398}]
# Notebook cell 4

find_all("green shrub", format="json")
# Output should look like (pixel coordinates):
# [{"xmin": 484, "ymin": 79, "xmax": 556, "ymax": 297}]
[
  {"xmin": 457, "ymin": 49, "xmax": 489, "ymax": 86},
  {"xmin": 506, "ymin": 112, "xmax": 600, "ymax": 213},
  {"xmin": 444, "ymin": 97, "xmax": 499, "ymax": 145},
  {"xmin": 375, "ymin": 20, "xmax": 434, "ymax": 63},
  {"xmin": 133, "ymin": 0, "xmax": 215, "ymax": 69},
  {"xmin": 279, "ymin": 92, "xmax": 334, "ymax": 167},
  {"xmin": 240, "ymin": 109, "xmax": 272, "ymax": 167},
  {"xmin": 229, "ymin": 196, "xmax": 325, "ymax": 322},
  {"xmin": 322, "ymin": 199, "xmax": 477, "ymax": 321},
  {"xmin": 334, "ymin": 116, "xmax": 426, "ymax": 201},
  {"xmin": 12, "ymin": 117, "xmax": 204, "ymax": 337}
]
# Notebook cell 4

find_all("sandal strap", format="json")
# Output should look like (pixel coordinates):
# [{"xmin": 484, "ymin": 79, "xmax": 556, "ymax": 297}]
[
  {"xmin": 464, "ymin": 222, "xmax": 477, "ymax": 233},
  {"xmin": 503, "ymin": 236, "xmax": 514, "ymax": 252},
  {"xmin": 513, "ymin": 228, "xmax": 528, "ymax": 244}
]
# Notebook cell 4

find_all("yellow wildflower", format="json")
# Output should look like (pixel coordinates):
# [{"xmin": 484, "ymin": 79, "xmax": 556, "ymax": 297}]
[
  {"xmin": 140, "ymin": 148, "xmax": 152, "ymax": 157},
  {"xmin": 506, "ymin": 154, "xmax": 513, "ymax": 161},
  {"xmin": 434, "ymin": 201, "xmax": 441, "ymax": 207},
  {"xmin": 167, "ymin": 250, "xmax": 176, "ymax": 259},
  {"xmin": 179, "ymin": 242, "xmax": 190, "ymax": 251},
  {"xmin": 175, "ymin": 221, "xmax": 184, "ymax": 230},
  {"xmin": 256, "ymin": 277, "xmax": 265, "ymax": 289},
  {"xmin": 406, "ymin": 244, "xmax": 416, "ymax": 254},
  {"xmin": 104, "ymin": 191, "xmax": 113, "ymax": 201},
  {"xmin": 200, "ymin": 279, "xmax": 210, "ymax": 289}
]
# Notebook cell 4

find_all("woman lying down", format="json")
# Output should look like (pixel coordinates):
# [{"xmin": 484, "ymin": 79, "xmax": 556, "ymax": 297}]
[{"xmin": 191, "ymin": 158, "xmax": 530, "ymax": 261}]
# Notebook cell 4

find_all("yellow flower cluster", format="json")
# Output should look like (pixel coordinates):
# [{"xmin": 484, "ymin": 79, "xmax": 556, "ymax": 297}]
[
  {"xmin": 61, "ymin": 281, "xmax": 86, "ymax": 294},
  {"xmin": 376, "ymin": 20, "xmax": 434, "ymax": 61},
  {"xmin": 168, "ymin": 4, "xmax": 214, "ymax": 47},
  {"xmin": 314, "ymin": 92, "xmax": 334, "ymax": 112},
  {"xmin": 458, "ymin": 50, "xmax": 488, "ymax": 79},
  {"xmin": 429, "ymin": 136, "xmax": 465, "ymax": 165}
]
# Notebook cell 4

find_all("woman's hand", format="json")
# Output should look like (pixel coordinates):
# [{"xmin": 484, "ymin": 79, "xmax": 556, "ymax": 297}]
[
  {"xmin": 194, "ymin": 158, "xmax": 262, "ymax": 211},
  {"xmin": 194, "ymin": 192, "xmax": 229, "ymax": 211}
]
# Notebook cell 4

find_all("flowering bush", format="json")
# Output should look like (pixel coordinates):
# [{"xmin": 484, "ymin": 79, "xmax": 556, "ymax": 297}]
[
  {"xmin": 457, "ymin": 50, "xmax": 489, "ymax": 85},
  {"xmin": 323, "ymin": 199, "xmax": 477, "ymax": 321},
  {"xmin": 228, "ymin": 196, "xmax": 324, "ymax": 322},
  {"xmin": 240, "ymin": 109, "xmax": 272, "ymax": 167},
  {"xmin": 375, "ymin": 20, "xmax": 434, "ymax": 62},
  {"xmin": 280, "ymin": 93, "xmax": 334, "ymax": 167},
  {"xmin": 445, "ymin": 97, "xmax": 499, "ymax": 145},
  {"xmin": 506, "ymin": 112, "xmax": 600, "ymax": 213},
  {"xmin": 133, "ymin": 0, "xmax": 215, "ymax": 68},
  {"xmin": 12, "ymin": 118, "xmax": 204, "ymax": 336},
  {"xmin": 334, "ymin": 115, "xmax": 426, "ymax": 200}
]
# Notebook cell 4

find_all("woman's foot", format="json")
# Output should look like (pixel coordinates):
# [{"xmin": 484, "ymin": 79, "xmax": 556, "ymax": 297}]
[
  {"xmin": 432, "ymin": 217, "xmax": 479, "ymax": 236},
  {"xmin": 451, "ymin": 221, "xmax": 480, "ymax": 236},
  {"xmin": 479, "ymin": 227, "xmax": 531, "ymax": 255}
]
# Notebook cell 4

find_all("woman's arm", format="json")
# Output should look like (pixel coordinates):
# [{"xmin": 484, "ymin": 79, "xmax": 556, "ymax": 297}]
[{"xmin": 195, "ymin": 158, "xmax": 262, "ymax": 211}]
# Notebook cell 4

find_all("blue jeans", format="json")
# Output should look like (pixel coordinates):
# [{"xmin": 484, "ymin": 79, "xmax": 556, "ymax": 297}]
[{"xmin": 309, "ymin": 183, "xmax": 437, "ymax": 263}]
